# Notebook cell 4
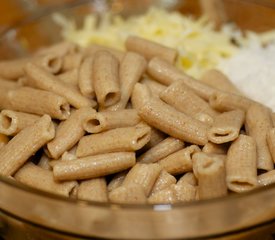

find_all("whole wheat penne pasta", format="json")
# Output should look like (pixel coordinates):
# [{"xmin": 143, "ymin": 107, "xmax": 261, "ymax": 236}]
[
  {"xmin": 62, "ymin": 52, "xmax": 83, "ymax": 71},
  {"xmin": 92, "ymin": 51, "xmax": 120, "ymax": 108},
  {"xmin": 37, "ymin": 154, "xmax": 52, "ymax": 170},
  {"xmin": 246, "ymin": 104, "xmax": 273, "ymax": 170},
  {"xmin": 126, "ymin": 36, "xmax": 177, "ymax": 63},
  {"xmin": 107, "ymin": 52, "xmax": 147, "ymax": 111},
  {"xmin": 77, "ymin": 178, "xmax": 108, "ymax": 202},
  {"xmin": 160, "ymin": 81, "xmax": 218, "ymax": 124},
  {"xmin": 70, "ymin": 185, "xmax": 79, "ymax": 199},
  {"xmin": 147, "ymin": 57, "xmax": 216, "ymax": 100},
  {"xmin": 123, "ymin": 163, "xmax": 162, "ymax": 196},
  {"xmin": 107, "ymin": 171, "xmax": 128, "ymax": 192},
  {"xmin": 0, "ymin": 133, "xmax": 9, "ymax": 150},
  {"xmin": 78, "ymin": 56, "xmax": 95, "ymax": 98},
  {"xmin": 0, "ymin": 110, "xmax": 40, "ymax": 136},
  {"xmin": 175, "ymin": 181, "xmax": 197, "ymax": 202},
  {"xmin": 109, "ymin": 183, "xmax": 147, "ymax": 204},
  {"xmin": 150, "ymin": 170, "xmax": 177, "ymax": 195},
  {"xmin": 209, "ymin": 91, "xmax": 255, "ymax": 112},
  {"xmin": 0, "ymin": 58, "xmax": 28, "ymax": 80},
  {"xmin": 0, "ymin": 115, "xmax": 55, "ymax": 176},
  {"xmin": 0, "ymin": 80, "xmax": 19, "ymax": 110},
  {"xmin": 200, "ymin": 69, "xmax": 241, "ymax": 95},
  {"xmin": 140, "ymin": 77, "xmax": 166, "ymax": 96},
  {"xmin": 7, "ymin": 87, "xmax": 70, "ymax": 120},
  {"xmin": 83, "ymin": 109, "xmax": 140, "ymax": 133},
  {"xmin": 77, "ymin": 125, "xmax": 151, "ymax": 157},
  {"xmin": 131, "ymin": 83, "xmax": 152, "ymax": 110},
  {"xmin": 159, "ymin": 145, "xmax": 201, "ymax": 175},
  {"xmin": 61, "ymin": 146, "xmax": 77, "ymax": 161},
  {"xmin": 138, "ymin": 97, "xmax": 209, "ymax": 145},
  {"xmin": 14, "ymin": 162, "xmax": 77, "ymax": 196},
  {"xmin": 177, "ymin": 172, "xmax": 197, "ymax": 186},
  {"xmin": 53, "ymin": 152, "xmax": 136, "ymax": 181},
  {"xmin": 271, "ymin": 112, "xmax": 275, "ymax": 127},
  {"xmin": 202, "ymin": 142, "xmax": 228, "ymax": 155},
  {"xmin": 36, "ymin": 53, "xmax": 63, "ymax": 74},
  {"xmin": 86, "ymin": 44, "xmax": 125, "ymax": 62},
  {"xmin": 148, "ymin": 184, "xmax": 178, "ymax": 204},
  {"xmin": 138, "ymin": 137, "xmax": 184, "ymax": 163},
  {"xmin": 192, "ymin": 152, "xmax": 227, "ymax": 199},
  {"xmin": 258, "ymin": 170, "xmax": 275, "ymax": 186},
  {"xmin": 142, "ymin": 127, "xmax": 167, "ymax": 151},
  {"xmin": 46, "ymin": 107, "xmax": 96, "ymax": 159},
  {"xmin": 267, "ymin": 128, "xmax": 275, "ymax": 163},
  {"xmin": 0, "ymin": 78, "xmax": 19, "ymax": 89},
  {"xmin": 57, "ymin": 69, "xmax": 79, "ymax": 86},
  {"xmin": 36, "ymin": 41, "xmax": 77, "ymax": 57},
  {"xmin": 24, "ymin": 63, "xmax": 95, "ymax": 108},
  {"xmin": 226, "ymin": 135, "xmax": 258, "ymax": 192},
  {"xmin": 208, "ymin": 109, "xmax": 245, "ymax": 144}
]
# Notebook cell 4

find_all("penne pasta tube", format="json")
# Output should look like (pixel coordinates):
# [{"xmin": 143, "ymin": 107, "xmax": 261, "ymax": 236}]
[
  {"xmin": 138, "ymin": 97, "xmax": 209, "ymax": 145},
  {"xmin": 140, "ymin": 77, "xmax": 166, "ymax": 97},
  {"xmin": 150, "ymin": 170, "xmax": 177, "ymax": 195},
  {"xmin": 202, "ymin": 142, "xmax": 228, "ymax": 155},
  {"xmin": 36, "ymin": 41, "xmax": 77, "ymax": 57},
  {"xmin": 175, "ymin": 181, "xmax": 197, "ymax": 202},
  {"xmin": 0, "ymin": 80, "xmax": 19, "ymax": 110},
  {"xmin": 208, "ymin": 109, "xmax": 245, "ymax": 144},
  {"xmin": 37, "ymin": 154, "xmax": 52, "ymax": 171},
  {"xmin": 148, "ymin": 184, "xmax": 178, "ymax": 204},
  {"xmin": 70, "ymin": 185, "xmax": 79, "ymax": 199},
  {"xmin": 246, "ymin": 104, "xmax": 273, "ymax": 170},
  {"xmin": 76, "ymin": 125, "xmax": 151, "ymax": 157},
  {"xmin": 77, "ymin": 178, "xmax": 108, "ymax": 202},
  {"xmin": 0, "ymin": 110, "xmax": 40, "ymax": 136},
  {"xmin": 123, "ymin": 163, "xmax": 162, "ymax": 196},
  {"xmin": 46, "ymin": 107, "xmax": 96, "ymax": 159},
  {"xmin": 93, "ymin": 51, "xmax": 120, "ymax": 108},
  {"xmin": 271, "ymin": 112, "xmax": 275, "ymax": 127},
  {"xmin": 0, "ymin": 115, "xmax": 55, "ymax": 176},
  {"xmin": 267, "ymin": 128, "xmax": 275, "ymax": 163},
  {"xmin": 57, "ymin": 69, "xmax": 79, "ymax": 87},
  {"xmin": 0, "ymin": 133, "xmax": 9, "ymax": 150},
  {"xmin": 126, "ymin": 36, "xmax": 177, "ymax": 63},
  {"xmin": 83, "ymin": 109, "xmax": 140, "ymax": 133},
  {"xmin": 36, "ymin": 53, "xmax": 63, "ymax": 74},
  {"xmin": 147, "ymin": 57, "xmax": 216, "ymax": 100},
  {"xmin": 159, "ymin": 145, "xmax": 201, "ymax": 175},
  {"xmin": 160, "ymin": 81, "xmax": 218, "ymax": 124},
  {"xmin": 107, "ymin": 52, "xmax": 146, "ymax": 111},
  {"xmin": 53, "ymin": 152, "xmax": 136, "ymax": 181},
  {"xmin": 131, "ymin": 83, "xmax": 152, "ymax": 110},
  {"xmin": 209, "ymin": 91, "xmax": 255, "ymax": 112},
  {"xmin": 14, "ymin": 162, "xmax": 77, "ymax": 196},
  {"xmin": 62, "ymin": 52, "xmax": 83, "ymax": 71},
  {"xmin": 200, "ymin": 69, "xmax": 241, "ymax": 95},
  {"xmin": 109, "ymin": 183, "xmax": 147, "ymax": 204},
  {"xmin": 60, "ymin": 146, "xmax": 77, "ymax": 162},
  {"xmin": 138, "ymin": 137, "xmax": 184, "ymax": 163},
  {"xmin": 193, "ymin": 152, "xmax": 227, "ymax": 199},
  {"xmin": 78, "ymin": 56, "xmax": 95, "ymax": 98},
  {"xmin": 24, "ymin": 62, "xmax": 95, "ymax": 108},
  {"xmin": 142, "ymin": 127, "xmax": 167, "ymax": 151},
  {"xmin": 7, "ymin": 87, "xmax": 70, "ymax": 120},
  {"xmin": 177, "ymin": 172, "xmax": 197, "ymax": 186},
  {"xmin": 0, "ymin": 58, "xmax": 28, "ymax": 80},
  {"xmin": 258, "ymin": 170, "xmax": 275, "ymax": 186},
  {"xmin": 107, "ymin": 171, "xmax": 128, "ymax": 192},
  {"xmin": 86, "ymin": 44, "xmax": 125, "ymax": 62},
  {"xmin": 0, "ymin": 78, "xmax": 20, "ymax": 89},
  {"xmin": 226, "ymin": 135, "xmax": 258, "ymax": 192}
]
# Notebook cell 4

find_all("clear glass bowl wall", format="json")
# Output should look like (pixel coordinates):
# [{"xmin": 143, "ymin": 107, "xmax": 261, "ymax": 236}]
[{"xmin": 1, "ymin": 1, "xmax": 275, "ymax": 239}]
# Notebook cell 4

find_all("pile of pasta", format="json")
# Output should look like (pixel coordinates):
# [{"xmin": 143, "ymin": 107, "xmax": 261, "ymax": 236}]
[{"xmin": 0, "ymin": 36, "xmax": 274, "ymax": 204}]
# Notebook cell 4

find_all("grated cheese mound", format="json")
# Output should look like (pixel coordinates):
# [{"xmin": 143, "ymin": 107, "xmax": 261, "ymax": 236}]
[{"xmin": 54, "ymin": 8, "xmax": 238, "ymax": 78}]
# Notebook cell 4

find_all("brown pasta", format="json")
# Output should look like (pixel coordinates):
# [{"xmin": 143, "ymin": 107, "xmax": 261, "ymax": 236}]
[
  {"xmin": 57, "ymin": 69, "xmax": 79, "ymax": 87},
  {"xmin": 62, "ymin": 52, "xmax": 83, "ymax": 71},
  {"xmin": 267, "ymin": 128, "xmax": 275, "ymax": 163},
  {"xmin": 202, "ymin": 142, "xmax": 228, "ymax": 155},
  {"xmin": 126, "ymin": 36, "xmax": 177, "ymax": 63},
  {"xmin": 0, "ymin": 115, "xmax": 55, "ymax": 176},
  {"xmin": 107, "ymin": 171, "xmax": 128, "ymax": 192},
  {"xmin": 0, "ymin": 133, "xmax": 9, "ymax": 150},
  {"xmin": 131, "ymin": 83, "xmax": 152, "ymax": 110},
  {"xmin": 150, "ymin": 170, "xmax": 177, "ymax": 195},
  {"xmin": 140, "ymin": 77, "xmax": 166, "ymax": 97},
  {"xmin": 258, "ymin": 170, "xmax": 275, "ymax": 186},
  {"xmin": 76, "ymin": 125, "xmax": 151, "ymax": 157},
  {"xmin": 36, "ymin": 41, "xmax": 77, "ymax": 57},
  {"xmin": 53, "ymin": 152, "xmax": 136, "ymax": 181}
]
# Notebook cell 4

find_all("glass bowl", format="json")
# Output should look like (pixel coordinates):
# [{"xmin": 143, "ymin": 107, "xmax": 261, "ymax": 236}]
[{"xmin": 1, "ymin": 1, "xmax": 275, "ymax": 239}]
